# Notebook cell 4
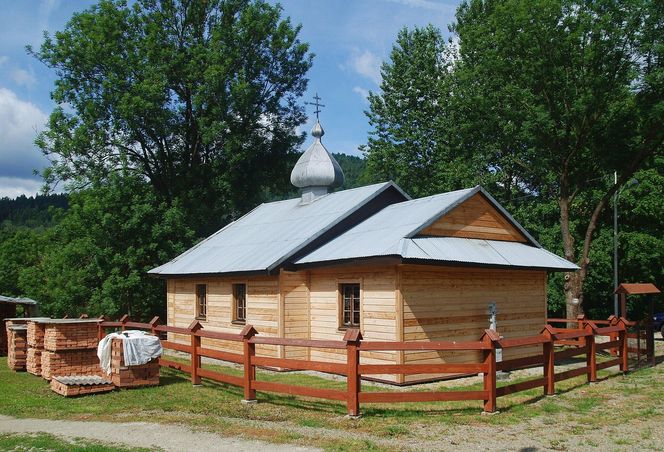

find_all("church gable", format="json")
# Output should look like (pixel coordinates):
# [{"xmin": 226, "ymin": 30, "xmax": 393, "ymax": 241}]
[{"xmin": 417, "ymin": 193, "xmax": 528, "ymax": 243}]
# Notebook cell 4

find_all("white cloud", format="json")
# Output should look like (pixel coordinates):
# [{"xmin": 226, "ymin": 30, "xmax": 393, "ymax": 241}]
[
  {"xmin": 0, "ymin": 87, "xmax": 50, "ymax": 180},
  {"xmin": 348, "ymin": 49, "xmax": 382, "ymax": 86},
  {"xmin": 0, "ymin": 56, "xmax": 8, "ymax": 66},
  {"xmin": 384, "ymin": 0, "xmax": 451, "ymax": 11},
  {"xmin": 11, "ymin": 68, "xmax": 36, "ymax": 88},
  {"xmin": 0, "ymin": 176, "xmax": 43, "ymax": 198},
  {"xmin": 352, "ymin": 86, "xmax": 370, "ymax": 103}
]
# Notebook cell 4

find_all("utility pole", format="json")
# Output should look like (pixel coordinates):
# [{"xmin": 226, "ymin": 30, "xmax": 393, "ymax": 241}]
[{"xmin": 613, "ymin": 171, "xmax": 619, "ymax": 317}]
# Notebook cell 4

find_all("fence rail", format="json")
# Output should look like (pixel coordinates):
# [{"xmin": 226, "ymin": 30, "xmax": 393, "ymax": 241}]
[{"xmin": 98, "ymin": 314, "xmax": 637, "ymax": 416}]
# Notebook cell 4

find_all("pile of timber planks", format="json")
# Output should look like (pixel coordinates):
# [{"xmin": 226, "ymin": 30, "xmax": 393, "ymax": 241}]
[
  {"xmin": 6, "ymin": 325, "xmax": 27, "ymax": 371},
  {"xmin": 110, "ymin": 338, "xmax": 160, "ymax": 387},
  {"xmin": 50, "ymin": 375, "xmax": 114, "ymax": 397}
]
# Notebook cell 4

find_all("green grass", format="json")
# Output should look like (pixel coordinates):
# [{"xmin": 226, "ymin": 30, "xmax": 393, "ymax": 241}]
[
  {"xmin": 0, "ymin": 356, "xmax": 661, "ymax": 450},
  {"xmin": 0, "ymin": 432, "xmax": 151, "ymax": 451}
]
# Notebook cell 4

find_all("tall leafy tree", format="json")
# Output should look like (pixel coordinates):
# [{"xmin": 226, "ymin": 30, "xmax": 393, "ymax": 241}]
[
  {"xmin": 453, "ymin": 0, "xmax": 663, "ymax": 317},
  {"xmin": 19, "ymin": 175, "xmax": 194, "ymax": 320},
  {"xmin": 31, "ymin": 0, "xmax": 312, "ymax": 235},
  {"xmin": 365, "ymin": 1, "xmax": 662, "ymax": 318},
  {"xmin": 363, "ymin": 26, "xmax": 483, "ymax": 197}
]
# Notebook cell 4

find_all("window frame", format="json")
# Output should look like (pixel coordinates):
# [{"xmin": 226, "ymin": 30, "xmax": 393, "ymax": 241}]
[
  {"xmin": 195, "ymin": 283, "xmax": 207, "ymax": 321},
  {"xmin": 338, "ymin": 281, "xmax": 362, "ymax": 330},
  {"xmin": 232, "ymin": 282, "xmax": 247, "ymax": 325}
]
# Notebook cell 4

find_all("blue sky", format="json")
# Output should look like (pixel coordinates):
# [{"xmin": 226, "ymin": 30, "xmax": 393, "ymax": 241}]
[{"xmin": 0, "ymin": 0, "xmax": 459, "ymax": 198}]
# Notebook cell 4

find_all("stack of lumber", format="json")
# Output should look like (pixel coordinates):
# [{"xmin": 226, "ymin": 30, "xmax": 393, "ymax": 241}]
[
  {"xmin": 26, "ymin": 321, "xmax": 47, "ymax": 376},
  {"xmin": 6, "ymin": 325, "xmax": 27, "ymax": 371},
  {"xmin": 110, "ymin": 338, "xmax": 160, "ymax": 387},
  {"xmin": 50, "ymin": 375, "xmax": 114, "ymax": 397},
  {"xmin": 39, "ymin": 319, "xmax": 102, "ymax": 380}
]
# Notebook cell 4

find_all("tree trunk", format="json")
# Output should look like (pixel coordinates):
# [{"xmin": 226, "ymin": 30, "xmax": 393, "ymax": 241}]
[{"xmin": 559, "ymin": 194, "xmax": 584, "ymax": 322}]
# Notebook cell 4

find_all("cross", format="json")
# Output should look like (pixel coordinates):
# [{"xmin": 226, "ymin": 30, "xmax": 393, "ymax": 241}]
[{"xmin": 305, "ymin": 93, "xmax": 325, "ymax": 121}]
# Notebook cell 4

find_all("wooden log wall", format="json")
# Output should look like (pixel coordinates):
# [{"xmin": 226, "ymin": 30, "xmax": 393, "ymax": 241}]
[
  {"xmin": 400, "ymin": 264, "xmax": 546, "ymax": 383},
  {"xmin": 307, "ymin": 264, "xmax": 398, "ymax": 382},
  {"xmin": 167, "ymin": 276, "xmax": 281, "ymax": 358}
]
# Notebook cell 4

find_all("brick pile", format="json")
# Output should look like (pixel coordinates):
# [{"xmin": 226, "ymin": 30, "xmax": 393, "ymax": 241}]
[
  {"xmin": 26, "ymin": 348, "xmax": 43, "ymax": 375},
  {"xmin": 43, "ymin": 322, "xmax": 98, "ymax": 350},
  {"xmin": 7, "ymin": 326, "xmax": 27, "ymax": 371},
  {"xmin": 50, "ymin": 375, "xmax": 114, "ymax": 397},
  {"xmin": 39, "ymin": 320, "xmax": 102, "ymax": 380},
  {"xmin": 27, "ymin": 321, "xmax": 46, "ymax": 347},
  {"xmin": 41, "ymin": 349, "xmax": 101, "ymax": 380},
  {"xmin": 110, "ymin": 338, "xmax": 160, "ymax": 387},
  {"xmin": 26, "ymin": 321, "xmax": 47, "ymax": 376}
]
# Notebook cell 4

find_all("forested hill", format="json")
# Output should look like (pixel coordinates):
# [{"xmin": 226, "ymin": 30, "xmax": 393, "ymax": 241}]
[
  {"xmin": 333, "ymin": 153, "xmax": 368, "ymax": 189},
  {"xmin": 0, "ymin": 194, "xmax": 69, "ymax": 228}
]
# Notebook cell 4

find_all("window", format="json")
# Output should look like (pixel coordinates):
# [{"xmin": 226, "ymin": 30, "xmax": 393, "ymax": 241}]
[
  {"xmin": 196, "ymin": 284, "xmax": 207, "ymax": 320},
  {"xmin": 233, "ymin": 283, "xmax": 246, "ymax": 323},
  {"xmin": 340, "ymin": 283, "xmax": 361, "ymax": 328}
]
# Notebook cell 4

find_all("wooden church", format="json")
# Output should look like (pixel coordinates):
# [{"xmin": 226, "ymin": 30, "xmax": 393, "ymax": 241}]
[{"xmin": 149, "ymin": 118, "xmax": 577, "ymax": 384}]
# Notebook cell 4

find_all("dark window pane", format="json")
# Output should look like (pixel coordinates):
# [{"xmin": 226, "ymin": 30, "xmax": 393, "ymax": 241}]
[
  {"xmin": 196, "ymin": 284, "xmax": 206, "ymax": 319},
  {"xmin": 234, "ymin": 283, "xmax": 246, "ymax": 322},
  {"xmin": 340, "ymin": 283, "xmax": 360, "ymax": 327}
]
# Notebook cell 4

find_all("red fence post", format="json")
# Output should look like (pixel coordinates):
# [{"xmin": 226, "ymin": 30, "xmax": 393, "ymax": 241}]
[
  {"xmin": 97, "ymin": 315, "xmax": 108, "ymax": 341},
  {"xmin": 241, "ymin": 325, "xmax": 258, "ymax": 403},
  {"xmin": 344, "ymin": 329, "xmax": 362, "ymax": 417},
  {"xmin": 149, "ymin": 316, "xmax": 160, "ymax": 336},
  {"xmin": 481, "ymin": 329, "xmax": 499, "ymax": 413},
  {"xmin": 584, "ymin": 322, "xmax": 597, "ymax": 383},
  {"xmin": 119, "ymin": 314, "xmax": 129, "ymax": 332},
  {"xmin": 617, "ymin": 318, "xmax": 629, "ymax": 373},
  {"xmin": 607, "ymin": 315, "xmax": 619, "ymax": 356},
  {"xmin": 188, "ymin": 320, "xmax": 203, "ymax": 385},
  {"xmin": 542, "ymin": 325, "xmax": 555, "ymax": 396}
]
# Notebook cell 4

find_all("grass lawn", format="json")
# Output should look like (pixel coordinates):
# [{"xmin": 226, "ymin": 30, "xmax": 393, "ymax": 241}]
[
  {"xmin": 0, "ymin": 356, "xmax": 662, "ymax": 451},
  {"xmin": 0, "ymin": 432, "xmax": 151, "ymax": 451}
]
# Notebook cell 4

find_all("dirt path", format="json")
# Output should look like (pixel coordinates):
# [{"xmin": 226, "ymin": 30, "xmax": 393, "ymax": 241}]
[{"xmin": 0, "ymin": 415, "xmax": 319, "ymax": 452}]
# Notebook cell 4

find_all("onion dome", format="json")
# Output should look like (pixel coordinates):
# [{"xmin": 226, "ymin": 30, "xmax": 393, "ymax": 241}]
[{"xmin": 290, "ymin": 120, "xmax": 345, "ymax": 196}]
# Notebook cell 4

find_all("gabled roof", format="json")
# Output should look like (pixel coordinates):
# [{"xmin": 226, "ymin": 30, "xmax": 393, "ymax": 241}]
[
  {"xmin": 148, "ymin": 182, "xmax": 409, "ymax": 276},
  {"xmin": 614, "ymin": 283, "xmax": 661, "ymax": 295},
  {"xmin": 295, "ymin": 186, "xmax": 578, "ymax": 272}
]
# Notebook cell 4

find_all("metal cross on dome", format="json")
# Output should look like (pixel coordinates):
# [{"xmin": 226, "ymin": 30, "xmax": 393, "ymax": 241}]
[{"xmin": 306, "ymin": 93, "xmax": 325, "ymax": 121}]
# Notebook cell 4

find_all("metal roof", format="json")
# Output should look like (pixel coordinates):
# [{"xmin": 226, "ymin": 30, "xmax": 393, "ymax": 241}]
[
  {"xmin": 0, "ymin": 295, "xmax": 38, "ymax": 305},
  {"xmin": 33, "ymin": 318, "xmax": 102, "ymax": 324},
  {"xmin": 296, "ymin": 187, "xmax": 578, "ymax": 272},
  {"xmin": 149, "ymin": 182, "xmax": 409, "ymax": 276},
  {"xmin": 54, "ymin": 375, "xmax": 112, "ymax": 386}
]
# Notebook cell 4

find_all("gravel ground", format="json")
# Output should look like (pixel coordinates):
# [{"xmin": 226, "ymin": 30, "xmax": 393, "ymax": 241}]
[{"xmin": 0, "ymin": 415, "xmax": 319, "ymax": 452}]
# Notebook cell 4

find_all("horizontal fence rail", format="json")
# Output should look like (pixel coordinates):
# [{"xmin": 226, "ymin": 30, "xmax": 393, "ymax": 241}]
[{"xmin": 96, "ymin": 314, "xmax": 642, "ymax": 416}]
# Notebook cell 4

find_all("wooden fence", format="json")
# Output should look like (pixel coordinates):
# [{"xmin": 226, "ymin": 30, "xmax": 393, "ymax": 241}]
[{"xmin": 98, "ymin": 314, "xmax": 634, "ymax": 416}]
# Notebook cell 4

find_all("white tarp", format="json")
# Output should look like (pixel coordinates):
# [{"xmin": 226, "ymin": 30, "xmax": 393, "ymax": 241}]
[{"xmin": 97, "ymin": 330, "xmax": 163, "ymax": 375}]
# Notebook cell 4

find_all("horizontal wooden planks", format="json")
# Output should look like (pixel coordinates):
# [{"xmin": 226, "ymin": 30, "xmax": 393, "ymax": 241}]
[
  {"xmin": 359, "ymin": 390, "xmax": 487, "ymax": 403},
  {"xmin": 198, "ymin": 368, "xmax": 243, "ymax": 387},
  {"xmin": 251, "ymin": 380, "xmax": 347, "ymax": 401}
]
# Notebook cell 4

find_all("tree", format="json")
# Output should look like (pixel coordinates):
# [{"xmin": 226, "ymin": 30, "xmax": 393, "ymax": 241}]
[
  {"xmin": 362, "ymin": 26, "xmax": 483, "ymax": 197},
  {"xmin": 453, "ymin": 0, "xmax": 663, "ymax": 317},
  {"xmin": 19, "ymin": 175, "xmax": 194, "ymax": 320},
  {"xmin": 31, "ymin": 0, "xmax": 312, "ymax": 235},
  {"xmin": 365, "ymin": 1, "xmax": 663, "ymax": 318}
]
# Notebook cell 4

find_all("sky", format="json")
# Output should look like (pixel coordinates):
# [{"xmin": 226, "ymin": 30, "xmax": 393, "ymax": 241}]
[{"xmin": 0, "ymin": 0, "xmax": 460, "ymax": 199}]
